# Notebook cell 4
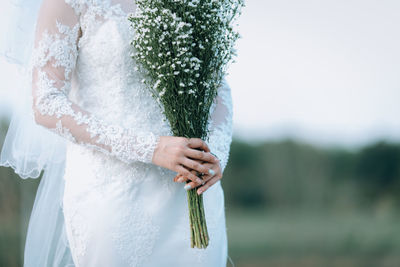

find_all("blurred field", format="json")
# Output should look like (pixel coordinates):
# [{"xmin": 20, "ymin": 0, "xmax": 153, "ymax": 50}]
[
  {"xmin": 1, "ymin": 119, "xmax": 400, "ymax": 267},
  {"xmin": 227, "ymin": 210, "xmax": 400, "ymax": 267}
]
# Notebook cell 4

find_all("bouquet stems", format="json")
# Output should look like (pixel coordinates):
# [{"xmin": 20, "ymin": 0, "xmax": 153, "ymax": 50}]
[{"xmin": 187, "ymin": 187, "xmax": 209, "ymax": 248}]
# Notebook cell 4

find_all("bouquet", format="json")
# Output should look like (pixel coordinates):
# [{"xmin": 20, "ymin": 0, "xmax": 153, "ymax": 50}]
[{"xmin": 129, "ymin": 0, "xmax": 244, "ymax": 248}]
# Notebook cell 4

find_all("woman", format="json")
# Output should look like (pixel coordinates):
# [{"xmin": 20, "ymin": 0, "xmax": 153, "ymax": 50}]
[{"xmin": 0, "ymin": 0, "xmax": 233, "ymax": 266}]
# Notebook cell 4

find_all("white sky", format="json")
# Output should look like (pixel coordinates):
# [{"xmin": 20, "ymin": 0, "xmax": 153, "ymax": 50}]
[
  {"xmin": 228, "ymin": 0, "xmax": 400, "ymax": 147},
  {"xmin": 1, "ymin": 0, "xmax": 400, "ymax": 148}
]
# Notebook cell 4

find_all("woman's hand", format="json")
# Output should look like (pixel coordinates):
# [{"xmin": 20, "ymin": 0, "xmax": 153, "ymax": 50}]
[
  {"xmin": 152, "ymin": 136, "xmax": 218, "ymax": 185},
  {"xmin": 173, "ymin": 158, "xmax": 222, "ymax": 195}
]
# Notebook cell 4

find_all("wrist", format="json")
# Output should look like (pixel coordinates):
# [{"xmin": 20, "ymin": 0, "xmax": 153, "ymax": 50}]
[{"xmin": 150, "ymin": 135, "xmax": 162, "ymax": 164}]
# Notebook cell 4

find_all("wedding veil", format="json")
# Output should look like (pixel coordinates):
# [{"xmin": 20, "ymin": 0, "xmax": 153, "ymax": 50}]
[{"xmin": 0, "ymin": 0, "xmax": 75, "ymax": 265}]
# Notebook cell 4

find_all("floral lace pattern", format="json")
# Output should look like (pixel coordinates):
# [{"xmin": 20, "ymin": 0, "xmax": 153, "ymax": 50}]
[
  {"xmin": 31, "ymin": 1, "xmax": 159, "ymax": 165},
  {"xmin": 53, "ymin": 120, "xmax": 77, "ymax": 143}
]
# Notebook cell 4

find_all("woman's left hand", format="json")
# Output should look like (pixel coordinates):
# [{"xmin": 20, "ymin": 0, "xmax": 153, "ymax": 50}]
[{"xmin": 173, "ymin": 158, "xmax": 222, "ymax": 195}]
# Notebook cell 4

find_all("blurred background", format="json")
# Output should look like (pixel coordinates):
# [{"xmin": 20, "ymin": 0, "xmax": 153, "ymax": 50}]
[{"xmin": 1, "ymin": 0, "xmax": 400, "ymax": 266}]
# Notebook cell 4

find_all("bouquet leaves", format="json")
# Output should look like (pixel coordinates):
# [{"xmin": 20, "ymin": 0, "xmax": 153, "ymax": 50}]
[{"xmin": 129, "ymin": 0, "xmax": 244, "ymax": 249}]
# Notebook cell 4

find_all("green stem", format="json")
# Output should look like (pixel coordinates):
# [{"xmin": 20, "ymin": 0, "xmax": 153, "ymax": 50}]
[{"xmin": 187, "ymin": 187, "xmax": 209, "ymax": 248}]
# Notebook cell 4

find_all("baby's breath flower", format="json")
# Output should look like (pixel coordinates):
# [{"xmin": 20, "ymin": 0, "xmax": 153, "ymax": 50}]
[
  {"xmin": 153, "ymin": 79, "xmax": 161, "ymax": 89},
  {"xmin": 159, "ymin": 88, "xmax": 166, "ymax": 97}
]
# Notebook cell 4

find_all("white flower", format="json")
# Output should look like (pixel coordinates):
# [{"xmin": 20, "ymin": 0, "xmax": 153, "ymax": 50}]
[
  {"xmin": 177, "ymin": 22, "xmax": 186, "ymax": 29},
  {"xmin": 159, "ymin": 88, "xmax": 166, "ymax": 97},
  {"xmin": 154, "ymin": 79, "xmax": 161, "ymax": 89}
]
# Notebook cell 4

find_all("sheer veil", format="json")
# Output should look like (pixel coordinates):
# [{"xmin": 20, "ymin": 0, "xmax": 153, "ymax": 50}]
[{"xmin": 0, "ymin": 0, "xmax": 74, "ymax": 265}]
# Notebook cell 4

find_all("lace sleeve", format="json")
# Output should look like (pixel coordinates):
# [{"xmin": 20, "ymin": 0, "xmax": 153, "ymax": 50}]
[
  {"xmin": 31, "ymin": 0, "xmax": 159, "ymax": 164},
  {"xmin": 207, "ymin": 78, "xmax": 234, "ymax": 172}
]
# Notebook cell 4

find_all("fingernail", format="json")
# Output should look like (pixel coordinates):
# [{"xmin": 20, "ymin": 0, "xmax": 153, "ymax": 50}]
[
  {"xmin": 197, "ymin": 189, "xmax": 202, "ymax": 195},
  {"xmin": 184, "ymin": 184, "xmax": 192, "ymax": 190},
  {"xmin": 209, "ymin": 169, "xmax": 215, "ymax": 176},
  {"xmin": 177, "ymin": 177, "xmax": 184, "ymax": 183}
]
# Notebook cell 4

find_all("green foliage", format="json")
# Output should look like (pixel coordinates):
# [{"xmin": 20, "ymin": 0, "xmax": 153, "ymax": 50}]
[
  {"xmin": 223, "ymin": 138, "xmax": 400, "ymax": 211},
  {"xmin": 222, "ymin": 140, "xmax": 265, "ymax": 207},
  {"xmin": 355, "ymin": 141, "xmax": 400, "ymax": 202}
]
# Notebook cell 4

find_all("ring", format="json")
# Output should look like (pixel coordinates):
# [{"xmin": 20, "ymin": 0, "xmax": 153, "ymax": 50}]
[{"xmin": 208, "ymin": 169, "xmax": 215, "ymax": 176}]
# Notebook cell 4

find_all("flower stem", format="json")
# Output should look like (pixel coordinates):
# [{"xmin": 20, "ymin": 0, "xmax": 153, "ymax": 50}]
[{"xmin": 187, "ymin": 186, "xmax": 209, "ymax": 248}]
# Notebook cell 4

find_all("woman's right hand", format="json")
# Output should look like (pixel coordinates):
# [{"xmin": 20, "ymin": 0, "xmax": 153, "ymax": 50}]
[{"xmin": 151, "ymin": 136, "xmax": 218, "ymax": 185}]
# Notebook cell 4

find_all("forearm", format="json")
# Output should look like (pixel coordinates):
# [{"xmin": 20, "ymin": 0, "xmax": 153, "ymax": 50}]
[{"xmin": 32, "ymin": 79, "xmax": 159, "ymax": 164}]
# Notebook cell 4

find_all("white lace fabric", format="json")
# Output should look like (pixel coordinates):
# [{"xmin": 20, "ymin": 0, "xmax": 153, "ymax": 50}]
[
  {"xmin": 31, "ymin": 0, "xmax": 159, "ymax": 164},
  {"xmin": 207, "ymin": 78, "xmax": 234, "ymax": 172}
]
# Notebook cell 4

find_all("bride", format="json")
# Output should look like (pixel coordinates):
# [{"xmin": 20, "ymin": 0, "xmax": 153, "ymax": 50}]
[{"xmin": 0, "ymin": 0, "xmax": 233, "ymax": 266}]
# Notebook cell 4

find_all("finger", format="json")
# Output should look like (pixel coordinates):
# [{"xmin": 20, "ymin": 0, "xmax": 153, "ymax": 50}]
[
  {"xmin": 174, "ymin": 174, "xmax": 189, "ymax": 183},
  {"xmin": 180, "ymin": 158, "xmax": 211, "ymax": 175},
  {"xmin": 185, "ymin": 149, "xmax": 217, "ymax": 163},
  {"xmin": 184, "ymin": 177, "xmax": 205, "ymax": 190},
  {"xmin": 173, "ymin": 174, "xmax": 182, "ymax": 182},
  {"xmin": 193, "ymin": 162, "xmax": 216, "ymax": 183},
  {"xmin": 180, "ymin": 167, "xmax": 205, "ymax": 190},
  {"xmin": 197, "ymin": 175, "xmax": 222, "ymax": 195},
  {"xmin": 200, "ymin": 171, "xmax": 217, "ymax": 183},
  {"xmin": 182, "ymin": 165, "xmax": 200, "ymax": 176},
  {"xmin": 187, "ymin": 138, "xmax": 210, "ymax": 152},
  {"xmin": 176, "ymin": 165, "xmax": 203, "ymax": 185}
]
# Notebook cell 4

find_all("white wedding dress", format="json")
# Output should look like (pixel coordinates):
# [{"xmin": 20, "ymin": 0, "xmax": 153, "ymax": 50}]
[{"xmin": 26, "ymin": 0, "xmax": 233, "ymax": 266}]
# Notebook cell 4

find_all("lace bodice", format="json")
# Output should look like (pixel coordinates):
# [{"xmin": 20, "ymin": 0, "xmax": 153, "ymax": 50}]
[{"xmin": 31, "ymin": 0, "xmax": 233, "ymax": 170}]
